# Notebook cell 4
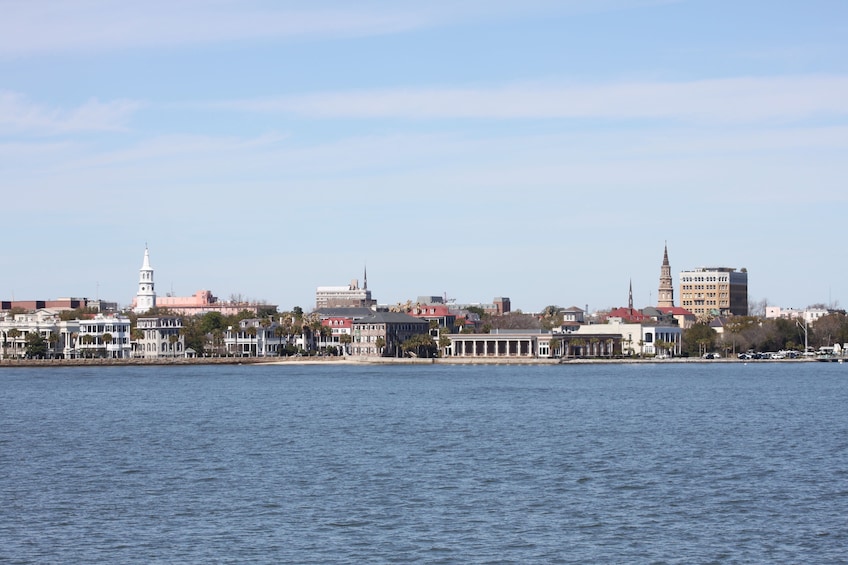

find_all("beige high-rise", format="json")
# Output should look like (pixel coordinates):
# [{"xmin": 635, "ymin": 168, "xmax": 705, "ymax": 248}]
[{"xmin": 679, "ymin": 267, "xmax": 748, "ymax": 318}]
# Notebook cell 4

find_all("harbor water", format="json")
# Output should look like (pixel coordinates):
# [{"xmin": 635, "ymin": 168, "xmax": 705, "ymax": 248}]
[{"xmin": 2, "ymin": 362, "xmax": 847, "ymax": 563}]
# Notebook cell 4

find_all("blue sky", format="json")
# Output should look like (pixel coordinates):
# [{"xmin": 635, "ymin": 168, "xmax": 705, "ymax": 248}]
[{"xmin": 3, "ymin": 0, "xmax": 847, "ymax": 313}]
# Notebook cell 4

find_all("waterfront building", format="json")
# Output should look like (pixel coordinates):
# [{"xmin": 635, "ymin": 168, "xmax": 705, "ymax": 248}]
[
  {"xmin": 571, "ymin": 320, "xmax": 682, "ymax": 357},
  {"xmin": 351, "ymin": 312, "xmax": 430, "ymax": 357},
  {"xmin": 224, "ymin": 318, "xmax": 286, "ymax": 357},
  {"xmin": 442, "ymin": 329, "xmax": 623, "ymax": 359},
  {"xmin": 134, "ymin": 316, "xmax": 185, "ymax": 358},
  {"xmin": 1, "ymin": 310, "xmax": 61, "ymax": 359},
  {"xmin": 679, "ymin": 267, "xmax": 748, "ymax": 318},
  {"xmin": 78, "ymin": 314, "xmax": 132, "ymax": 358},
  {"xmin": 321, "ymin": 317, "xmax": 353, "ymax": 352}
]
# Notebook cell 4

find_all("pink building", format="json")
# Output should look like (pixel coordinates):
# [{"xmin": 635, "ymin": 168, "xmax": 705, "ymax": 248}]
[{"xmin": 132, "ymin": 289, "xmax": 273, "ymax": 317}]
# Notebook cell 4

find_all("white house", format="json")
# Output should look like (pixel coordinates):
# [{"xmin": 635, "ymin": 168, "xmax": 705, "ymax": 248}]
[
  {"xmin": 572, "ymin": 320, "xmax": 682, "ymax": 357},
  {"xmin": 78, "ymin": 314, "xmax": 132, "ymax": 358}
]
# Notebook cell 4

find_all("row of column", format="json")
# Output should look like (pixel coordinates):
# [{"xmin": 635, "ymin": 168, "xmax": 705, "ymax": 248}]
[{"xmin": 450, "ymin": 338, "xmax": 534, "ymax": 357}]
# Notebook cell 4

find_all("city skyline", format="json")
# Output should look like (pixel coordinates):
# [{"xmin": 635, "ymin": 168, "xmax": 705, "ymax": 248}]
[{"xmin": 3, "ymin": 1, "xmax": 847, "ymax": 312}]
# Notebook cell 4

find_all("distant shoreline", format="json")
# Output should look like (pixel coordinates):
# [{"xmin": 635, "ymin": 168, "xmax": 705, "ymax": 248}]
[{"xmin": 0, "ymin": 356, "xmax": 820, "ymax": 368}]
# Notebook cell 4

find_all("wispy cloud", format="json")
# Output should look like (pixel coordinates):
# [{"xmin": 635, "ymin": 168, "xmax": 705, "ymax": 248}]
[
  {"xmin": 0, "ymin": 91, "xmax": 143, "ymax": 135},
  {"xmin": 0, "ymin": 0, "xmax": 679, "ymax": 57},
  {"xmin": 212, "ymin": 75, "xmax": 848, "ymax": 124},
  {"xmin": 0, "ymin": 1, "xmax": 428, "ymax": 57}
]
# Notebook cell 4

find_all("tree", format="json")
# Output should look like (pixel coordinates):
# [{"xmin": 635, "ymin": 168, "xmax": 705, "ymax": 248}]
[
  {"xmin": 401, "ymin": 333, "xmax": 437, "ymax": 358},
  {"xmin": 549, "ymin": 338, "xmax": 561, "ymax": 358},
  {"xmin": 375, "ymin": 336, "xmax": 386, "ymax": 356},
  {"xmin": 570, "ymin": 337, "xmax": 586, "ymax": 357},
  {"xmin": 180, "ymin": 316, "xmax": 206, "ymax": 357},
  {"xmin": 168, "ymin": 333, "xmax": 180, "ymax": 357},
  {"xmin": 7, "ymin": 328, "xmax": 21, "ymax": 358},
  {"xmin": 812, "ymin": 313, "xmax": 848, "ymax": 348},
  {"xmin": 540, "ymin": 306, "xmax": 564, "ymax": 331},
  {"xmin": 102, "ymin": 333, "xmax": 113, "ymax": 358},
  {"xmin": 488, "ymin": 312, "xmax": 542, "ymax": 331},
  {"xmin": 682, "ymin": 323, "xmax": 717, "ymax": 357},
  {"xmin": 245, "ymin": 326, "xmax": 258, "ymax": 356},
  {"xmin": 274, "ymin": 324, "xmax": 289, "ymax": 356},
  {"xmin": 47, "ymin": 331, "xmax": 59, "ymax": 357},
  {"xmin": 339, "ymin": 333, "xmax": 352, "ymax": 355},
  {"xmin": 25, "ymin": 332, "xmax": 48, "ymax": 359},
  {"xmin": 211, "ymin": 329, "xmax": 225, "ymax": 356},
  {"xmin": 200, "ymin": 311, "xmax": 225, "ymax": 334},
  {"xmin": 438, "ymin": 333, "xmax": 451, "ymax": 355}
]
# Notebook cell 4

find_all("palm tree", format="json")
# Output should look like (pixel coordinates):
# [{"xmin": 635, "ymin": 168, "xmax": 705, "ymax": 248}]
[
  {"xmin": 230, "ymin": 325, "xmax": 238, "ymax": 357},
  {"xmin": 211, "ymin": 329, "xmax": 224, "ymax": 357},
  {"xmin": 549, "ymin": 338, "xmax": 561, "ymax": 358},
  {"xmin": 102, "ymin": 333, "xmax": 113, "ymax": 358},
  {"xmin": 339, "ymin": 333, "xmax": 352, "ymax": 356},
  {"xmin": 169, "ymin": 333, "xmax": 180, "ymax": 358},
  {"xmin": 274, "ymin": 324, "xmax": 287, "ymax": 356},
  {"xmin": 375, "ymin": 336, "xmax": 386, "ymax": 356},
  {"xmin": 245, "ymin": 326, "xmax": 258, "ymax": 357},
  {"xmin": 47, "ymin": 331, "xmax": 59, "ymax": 359},
  {"xmin": 570, "ymin": 337, "xmax": 585, "ymax": 358},
  {"xmin": 80, "ymin": 334, "xmax": 95, "ymax": 358},
  {"xmin": 7, "ymin": 328, "xmax": 20, "ymax": 359}
]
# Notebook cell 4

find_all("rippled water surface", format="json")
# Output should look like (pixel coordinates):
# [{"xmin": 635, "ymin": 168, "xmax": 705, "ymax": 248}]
[{"xmin": 2, "ymin": 362, "xmax": 847, "ymax": 563}]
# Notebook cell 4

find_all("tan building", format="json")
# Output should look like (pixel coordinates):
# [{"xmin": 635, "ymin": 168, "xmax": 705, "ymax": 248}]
[{"xmin": 679, "ymin": 267, "xmax": 748, "ymax": 318}]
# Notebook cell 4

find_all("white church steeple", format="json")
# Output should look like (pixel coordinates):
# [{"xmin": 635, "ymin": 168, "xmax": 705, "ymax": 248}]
[{"xmin": 134, "ymin": 245, "xmax": 156, "ymax": 314}]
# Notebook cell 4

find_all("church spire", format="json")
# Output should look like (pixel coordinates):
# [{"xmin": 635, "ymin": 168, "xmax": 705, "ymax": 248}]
[
  {"xmin": 628, "ymin": 279, "xmax": 633, "ymax": 311},
  {"xmin": 133, "ymin": 245, "xmax": 157, "ymax": 314},
  {"xmin": 658, "ymin": 242, "xmax": 675, "ymax": 308},
  {"xmin": 363, "ymin": 264, "xmax": 368, "ymax": 290}
]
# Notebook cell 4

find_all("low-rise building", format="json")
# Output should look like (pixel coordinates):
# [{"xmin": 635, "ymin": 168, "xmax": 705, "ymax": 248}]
[
  {"xmin": 572, "ymin": 320, "xmax": 682, "ymax": 357},
  {"xmin": 224, "ymin": 318, "xmax": 287, "ymax": 357},
  {"xmin": 135, "ymin": 316, "xmax": 185, "ymax": 358},
  {"xmin": 78, "ymin": 314, "xmax": 132, "ymax": 358},
  {"xmin": 351, "ymin": 312, "xmax": 430, "ymax": 357},
  {"xmin": 0, "ymin": 310, "xmax": 63, "ymax": 359},
  {"xmin": 442, "ymin": 329, "xmax": 623, "ymax": 358}
]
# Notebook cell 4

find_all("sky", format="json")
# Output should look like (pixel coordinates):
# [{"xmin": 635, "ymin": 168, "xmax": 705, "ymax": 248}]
[{"xmin": 3, "ymin": 0, "xmax": 847, "ymax": 313}]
